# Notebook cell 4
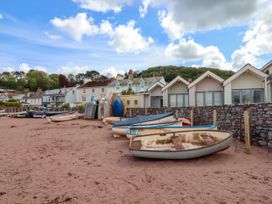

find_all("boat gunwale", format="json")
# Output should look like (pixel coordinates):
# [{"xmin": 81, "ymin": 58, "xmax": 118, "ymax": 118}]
[{"xmin": 129, "ymin": 130, "xmax": 233, "ymax": 153}]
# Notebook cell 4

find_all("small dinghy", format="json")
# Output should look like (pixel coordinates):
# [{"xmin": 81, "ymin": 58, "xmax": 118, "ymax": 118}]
[
  {"xmin": 112, "ymin": 113, "xmax": 177, "ymax": 137},
  {"xmin": 0, "ymin": 109, "xmax": 5, "ymax": 113},
  {"xmin": 8, "ymin": 111, "xmax": 27, "ymax": 118},
  {"xmin": 103, "ymin": 117, "xmax": 127, "ymax": 125},
  {"xmin": 129, "ymin": 130, "xmax": 232, "ymax": 159},
  {"xmin": 111, "ymin": 96, "xmax": 124, "ymax": 117},
  {"xmin": 126, "ymin": 125, "xmax": 217, "ymax": 139},
  {"xmin": 47, "ymin": 112, "xmax": 82, "ymax": 122}
]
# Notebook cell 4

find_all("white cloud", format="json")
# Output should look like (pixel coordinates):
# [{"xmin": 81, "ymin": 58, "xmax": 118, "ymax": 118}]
[
  {"xmin": 44, "ymin": 32, "xmax": 62, "ymax": 40},
  {"xmin": 165, "ymin": 39, "xmax": 231, "ymax": 69},
  {"xmin": 72, "ymin": 0, "xmax": 128, "ymax": 13},
  {"xmin": 101, "ymin": 66, "xmax": 125, "ymax": 77},
  {"xmin": 19, "ymin": 63, "xmax": 47, "ymax": 73},
  {"xmin": 231, "ymin": 4, "xmax": 272, "ymax": 69},
  {"xmin": 139, "ymin": 0, "xmax": 151, "ymax": 18},
  {"xmin": 158, "ymin": 10, "xmax": 184, "ymax": 40},
  {"xmin": 50, "ymin": 13, "xmax": 98, "ymax": 41},
  {"xmin": 0, "ymin": 14, "xmax": 3, "ymax": 20},
  {"xmin": 150, "ymin": 0, "xmax": 259, "ymax": 40},
  {"xmin": 101, "ymin": 20, "xmax": 154, "ymax": 53},
  {"xmin": 57, "ymin": 65, "xmax": 92, "ymax": 75}
]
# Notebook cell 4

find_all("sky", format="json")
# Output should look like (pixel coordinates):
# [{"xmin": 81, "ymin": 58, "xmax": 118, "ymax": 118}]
[{"xmin": 0, "ymin": 0, "xmax": 271, "ymax": 77}]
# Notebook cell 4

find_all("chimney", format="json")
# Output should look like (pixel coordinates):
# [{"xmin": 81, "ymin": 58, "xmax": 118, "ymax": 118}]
[{"xmin": 128, "ymin": 69, "xmax": 134, "ymax": 80}]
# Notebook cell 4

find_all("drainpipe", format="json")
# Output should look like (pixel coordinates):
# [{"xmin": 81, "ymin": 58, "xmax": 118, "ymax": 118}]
[{"xmin": 264, "ymin": 77, "xmax": 268, "ymax": 102}]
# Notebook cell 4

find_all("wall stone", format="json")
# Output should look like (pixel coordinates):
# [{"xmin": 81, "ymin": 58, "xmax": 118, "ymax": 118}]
[{"xmin": 126, "ymin": 103, "xmax": 272, "ymax": 148}]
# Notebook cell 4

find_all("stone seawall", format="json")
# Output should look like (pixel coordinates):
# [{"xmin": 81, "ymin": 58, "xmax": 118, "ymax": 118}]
[{"xmin": 126, "ymin": 103, "xmax": 272, "ymax": 148}]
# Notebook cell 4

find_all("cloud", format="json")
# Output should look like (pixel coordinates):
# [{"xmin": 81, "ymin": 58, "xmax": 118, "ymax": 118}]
[
  {"xmin": 231, "ymin": 4, "xmax": 272, "ymax": 69},
  {"xmin": 101, "ymin": 20, "xmax": 154, "ymax": 53},
  {"xmin": 152, "ymin": 0, "xmax": 259, "ymax": 40},
  {"xmin": 165, "ymin": 39, "xmax": 231, "ymax": 69},
  {"xmin": 44, "ymin": 32, "xmax": 62, "ymax": 40},
  {"xmin": 72, "ymin": 0, "xmax": 128, "ymax": 13},
  {"xmin": 139, "ymin": 0, "xmax": 151, "ymax": 18},
  {"xmin": 50, "ymin": 13, "xmax": 98, "ymax": 41},
  {"xmin": 101, "ymin": 66, "xmax": 125, "ymax": 77},
  {"xmin": 19, "ymin": 63, "xmax": 47, "ymax": 73},
  {"xmin": 57, "ymin": 65, "xmax": 92, "ymax": 75},
  {"xmin": 0, "ymin": 14, "xmax": 3, "ymax": 20}
]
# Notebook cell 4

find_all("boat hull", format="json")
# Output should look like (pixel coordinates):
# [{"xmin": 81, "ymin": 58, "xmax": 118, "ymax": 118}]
[
  {"xmin": 47, "ymin": 114, "xmax": 81, "ymax": 122},
  {"xmin": 130, "ymin": 130, "xmax": 233, "ymax": 159},
  {"xmin": 112, "ymin": 115, "xmax": 177, "ymax": 137}
]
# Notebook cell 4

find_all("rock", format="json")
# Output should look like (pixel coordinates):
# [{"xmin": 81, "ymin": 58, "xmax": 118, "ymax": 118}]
[{"xmin": 258, "ymin": 140, "xmax": 267, "ymax": 146}]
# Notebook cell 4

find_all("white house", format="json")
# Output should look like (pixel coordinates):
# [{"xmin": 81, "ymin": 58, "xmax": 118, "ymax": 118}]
[
  {"xmin": 188, "ymin": 71, "xmax": 224, "ymax": 106},
  {"xmin": 261, "ymin": 60, "xmax": 272, "ymax": 102},
  {"xmin": 77, "ymin": 79, "xmax": 114, "ymax": 104},
  {"xmin": 140, "ymin": 81, "xmax": 165, "ymax": 108},
  {"xmin": 223, "ymin": 64, "xmax": 268, "ymax": 105},
  {"xmin": 162, "ymin": 76, "xmax": 190, "ymax": 107},
  {"xmin": 43, "ymin": 87, "xmax": 77, "ymax": 107}
]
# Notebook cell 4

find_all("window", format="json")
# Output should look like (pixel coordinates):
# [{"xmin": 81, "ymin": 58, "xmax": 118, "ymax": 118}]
[
  {"xmin": 127, "ymin": 100, "xmax": 130, "ymax": 105},
  {"xmin": 82, "ymin": 96, "xmax": 86, "ymax": 102},
  {"xmin": 102, "ymin": 88, "xmax": 104, "ymax": 93},
  {"xmin": 232, "ymin": 89, "xmax": 264, "ymax": 104},
  {"xmin": 92, "ymin": 88, "xmax": 95, "ymax": 93},
  {"xmin": 83, "ymin": 89, "xmax": 86, "ymax": 94},
  {"xmin": 169, "ymin": 94, "xmax": 188, "ymax": 107},
  {"xmin": 196, "ymin": 92, "xmax": 205, "ymax": 106},
  {"xmin": 196, "ymin": 91, "xmax": 223, "ymax": 106},
  {"xmin": 134, "ymin": 100, "xmax": 138, "ymax": 105}
]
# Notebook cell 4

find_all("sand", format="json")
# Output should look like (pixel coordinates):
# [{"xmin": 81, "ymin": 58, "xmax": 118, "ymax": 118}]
[{"xmin": 0, "ymin": 117, "xmax": 272, "ymax": 204}]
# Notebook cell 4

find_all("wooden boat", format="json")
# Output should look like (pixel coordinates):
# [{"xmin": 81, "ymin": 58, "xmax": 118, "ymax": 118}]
[
  {"xmin": 8, "ymin": 111, "xmax": 27, "ymax": 118},
  {"xmin": 129, "ymin": 130, "xmax": 232, "ymax": 159},
  {"xmin": 47, "ymin": 113, "xmax": 82, "ymax": 122},
  {"xmin": 126, "ymin": 125, "xmax": 217, "ymax": 139},
  {"xmin": 0, "ymin": 112, "xmax": 8, "ymax": 117},
  {"xmin": 112, "ymin": 117, "xmax": 179, "ymax": 137},
  {"xmin": 102, "ymin": 117, "xmax": 127, "ymax": 125}
]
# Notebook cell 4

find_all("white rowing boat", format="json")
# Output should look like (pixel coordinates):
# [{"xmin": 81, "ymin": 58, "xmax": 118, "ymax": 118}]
[
  {"xmin": 102, "ymin": 117, "xmax": 127, "ymax": 125},
  {"xmin": 129, "ymin": 130, "xmax": 232, "ymax": 159},
  {"xmin": 47, "ymin": 113, "xmax": 82, "ymax": 122}
]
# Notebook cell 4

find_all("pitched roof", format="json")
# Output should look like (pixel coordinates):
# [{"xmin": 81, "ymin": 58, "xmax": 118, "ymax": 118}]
[
  {"xmin": 223, "ymin": 63, "xmax": 268, "ymax": 86},
  {"xmin": 261, "ymin": 60, "xmax": 272, "ymax": 72},
  {"xmin": 147, "ymin": 81, "xmax": 165, "ymax": 92},
  {"xmin": 109, "ymin": 76, "xmax": 164, "ymax": 87},
  {"xmin": 79, "ymin": 79, "xmax": 114, "ymax": 88},
  {"xmin": 162, "ymin": 76, "xmax": 189, "ymax": 91},
  {"xmin": 188, "ymin": 71, "xmax": 224, "ymax": 88}
]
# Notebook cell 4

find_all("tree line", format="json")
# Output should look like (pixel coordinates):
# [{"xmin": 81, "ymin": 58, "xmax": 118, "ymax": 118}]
[{"xmin": 0, "ymin": 70, "xmax": 107, "ymax": 92}]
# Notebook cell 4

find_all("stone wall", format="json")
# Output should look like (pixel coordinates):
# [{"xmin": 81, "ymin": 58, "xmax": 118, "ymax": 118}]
[{"xmin": 126, "ymin": 103, "xmax": 272, "ymax": 148}]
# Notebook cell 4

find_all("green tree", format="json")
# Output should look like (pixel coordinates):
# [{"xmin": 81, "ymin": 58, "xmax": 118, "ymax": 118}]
[
  {"xmin": 26, "ymin": 70, "xmax": 49, "ymax": 91},
  {"xmin": 49, "ymin": 74, "xmax": 60, "ymax": 89}
]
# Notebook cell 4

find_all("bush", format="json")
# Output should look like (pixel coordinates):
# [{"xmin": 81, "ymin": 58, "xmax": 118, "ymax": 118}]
[
  {"xmin": 75, "ymin": 104, "xmax": 86, "ymax": 113},
  {"xmin": 61, "ymin": 103, "xmax": 70, "ymax": 110},
  {"xmin": 4, "ymin": 101, "xmax": 21, "ymax": 108}
]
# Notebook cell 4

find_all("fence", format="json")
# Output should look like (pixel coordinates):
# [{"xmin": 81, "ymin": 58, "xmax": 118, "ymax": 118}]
[{"xmin": 126, "ymin": 103, "xmax": 272, "ymax": 148}]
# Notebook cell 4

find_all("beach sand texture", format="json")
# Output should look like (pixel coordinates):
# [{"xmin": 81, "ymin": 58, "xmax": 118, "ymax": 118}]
[{"xmin": 0, "ymin": 117, "xmax": 272, "ymax": 204}]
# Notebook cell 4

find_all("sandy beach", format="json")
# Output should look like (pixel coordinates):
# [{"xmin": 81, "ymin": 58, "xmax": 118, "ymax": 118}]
[{"xmin": 0, "ymin": 117, "xmax": 271, "ymax": 204}]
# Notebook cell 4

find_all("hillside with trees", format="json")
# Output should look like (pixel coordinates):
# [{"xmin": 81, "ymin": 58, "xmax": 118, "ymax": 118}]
[{"xmin": 134, "ymin": 66, "xmax": 235, "ymax": 82}]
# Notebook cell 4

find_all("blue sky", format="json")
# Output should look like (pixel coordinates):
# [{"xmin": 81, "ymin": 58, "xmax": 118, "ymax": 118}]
[{"xmin": 0, "ymin": 0, "xmax": 271, "ymax": 76}]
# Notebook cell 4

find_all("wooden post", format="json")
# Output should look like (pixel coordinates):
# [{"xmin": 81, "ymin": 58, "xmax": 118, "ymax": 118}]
[
  {"xmin": 144, "ymin": 108, "xmax": 147, "ymax": 115},
  {"xmin": 213, "ymin": 110, "xmax": 217, "ymax": 126},
  {"xmin": 190, "ymin": 109, "xmax": 194, "ymax": 126},
  {"xmin": 244, "ymin": 110, "xmax": 251, "ymax": 154}
]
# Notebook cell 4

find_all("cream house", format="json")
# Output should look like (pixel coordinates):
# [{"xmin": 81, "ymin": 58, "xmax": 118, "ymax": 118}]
[
  {"xmin": 140, "ymin": 81, "xmax": 165, "ymax": 108},
  {"xmin": 261, "ymin": 60, "xmax": 272, "ymax": 102},
  {"xmin": 189, "ymin": 71, "xmax": 224, "ymax": 106},
  {"xmin": 223, "ymin": 64, "xmax": 268, "ymax": 105},
  {"xmin": 162, "ymin": 76, "xmax": 189, "ymax": 107}
]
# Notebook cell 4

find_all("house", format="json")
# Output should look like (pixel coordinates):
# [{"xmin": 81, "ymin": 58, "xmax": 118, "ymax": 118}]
[
  {"xmin": 0, "ymin": 89, "xmax": 15, "ymax": 101},
  {"xmin": 24, "ymin": 92, "xmax": 43, "ymax": 106},
  {"xmin": 223, "ymin": 64, "xmax": 268, "ymax": 105},
  {"xmin": 108, "ymin": 70, "xmax": 166, "ymax": 95},
  {"xmin": 188, "ymin": 71, "xmax": 224, "ymax": 106},
  {"xmin": 140, "ymin": 81, "xmax": 165, "ymax": 108},
  {"xmin": 120, "ymin": 94, "xmax": 141, "ymax": 109},
  {"xmin": 43, "ymin": 87, "xmax": 77, "ymax": 107},
  {"xmin": 261, "ymin": 60, "xmax": 272, "ymax": 102},
  {"xmin": 162, "ymin": 76, "xmax": 190, "ymax": 107},
  {"xmin": 77, "ymin": 79, "xmax": 114, "ymax": 104}
]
